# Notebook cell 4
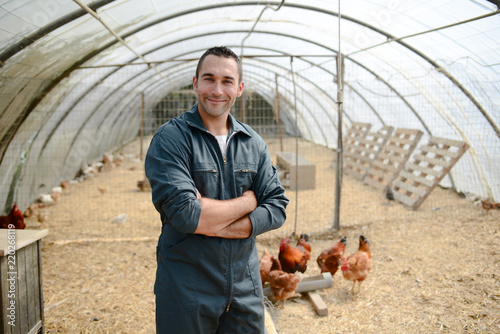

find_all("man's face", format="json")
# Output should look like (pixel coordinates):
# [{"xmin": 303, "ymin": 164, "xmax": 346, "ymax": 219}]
[{"xmin": 193, "ymin": 54, "xmax": 244, "ymax": 119}]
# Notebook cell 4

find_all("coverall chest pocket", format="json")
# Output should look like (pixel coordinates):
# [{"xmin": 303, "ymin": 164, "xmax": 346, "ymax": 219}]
[
  {"xmin": 234, "ymin": 163, "xmax": 257, "ymax": 196},
  {"xmin": 192, "ymin": 163, "xmax": 219, "ymax": 199}
]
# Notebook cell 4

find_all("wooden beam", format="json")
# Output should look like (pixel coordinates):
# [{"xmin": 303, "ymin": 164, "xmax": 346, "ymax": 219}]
[
  {"xmin": 305, "ymin": 291, "xmax": 328, "ymax": 316},
  {"xmin": 264, "ymin": 308, "xmax": 278, "ymax": 334},
  {"xmin": 263, "ymin": 272, "xmax": 332, "ymax": 297}
]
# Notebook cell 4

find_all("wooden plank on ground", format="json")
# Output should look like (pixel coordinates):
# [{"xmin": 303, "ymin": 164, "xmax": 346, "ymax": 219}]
[
  {"xmin": 264, "ymin": 308, "xmax": 277, "ymax": 334},
  {"xmin": 305, "ymin": 291, "xmax": 328, "ymax": 316},
  {"xmin": 262, "ymin": 272, "xmax": 332, "ymax": 297}
]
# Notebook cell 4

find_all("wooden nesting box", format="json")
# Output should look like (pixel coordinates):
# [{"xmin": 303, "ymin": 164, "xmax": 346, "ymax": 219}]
[
  {"xmin": 0, "ymin": 229, "xmax": 49, "ymax": 334},
  {"xmin": 276, "ymin": 152, "xmax": 316, "ymax": 190}
]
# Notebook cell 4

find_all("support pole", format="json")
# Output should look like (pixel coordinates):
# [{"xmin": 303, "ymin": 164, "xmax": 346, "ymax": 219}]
[
  {"xmin": 333, "ymin": 0, "xmax": 344, "ymax": 231},
  {"xmin": 333, "ymin": 54, "xmax": 344, "ymax": 231},
  {"xmin": 240, "ymin": 90, "xmax": 246, "ymax": 123},
  {"xmin": 274, "ymin": 73, "xmax": 283, "ymax": 151},
  {"xmin": 140, "ymin": 92, "xmax": 145, "ymax": 160},
  {"xmin": 290, "ymin": 56, "xmax": 299, "ymax": 236}
]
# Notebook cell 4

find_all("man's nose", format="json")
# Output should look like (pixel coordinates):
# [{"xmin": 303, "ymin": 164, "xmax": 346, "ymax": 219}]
[{"xmin": 212, "ymin": 81, "xmax": 223, "ymax": 95}]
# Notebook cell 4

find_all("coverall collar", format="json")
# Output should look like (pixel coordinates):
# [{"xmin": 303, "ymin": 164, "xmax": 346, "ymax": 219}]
[{"xmin": 184, "ymin": 102, "xmax": 253, "ymax": 138}]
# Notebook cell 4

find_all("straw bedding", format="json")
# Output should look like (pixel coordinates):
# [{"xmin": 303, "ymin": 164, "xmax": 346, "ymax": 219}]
[{"xmin": 27, "ymin": 137, "xmax": 499, "ymax": 333}]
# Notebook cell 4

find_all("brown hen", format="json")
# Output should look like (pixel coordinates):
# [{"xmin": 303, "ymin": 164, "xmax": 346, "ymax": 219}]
[
  {"xmin": 296, "ymin": 234, "xmax": 311, "ymax": 261},
  {"xmin": 317, "ymin": 236, "xmax": 346, "ymax": 278},
  {"xmin": 268, "ymin": 256, "xmax": 302, "ymax": 308},
  {"xmin": 341, "ymin": 235, "xmax": 372, "ymax": 293},
  {"xmin": 259, "ymin": 248, "xmax": 273, "ymax": 285},
  {"xmin": 0, "ymin": 203, "xmax": 26, "ymax": 229}
]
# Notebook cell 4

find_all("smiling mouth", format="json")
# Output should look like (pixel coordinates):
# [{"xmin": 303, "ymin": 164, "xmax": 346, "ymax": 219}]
[{"xmin": 207, "ymin": 98, "xmax": 225, "ymax": 103}]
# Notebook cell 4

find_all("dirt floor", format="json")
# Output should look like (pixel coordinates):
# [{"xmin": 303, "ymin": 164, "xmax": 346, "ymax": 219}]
[{"xmin": 25, "ymin": 137, "xmax": 500, "ymax": 333}]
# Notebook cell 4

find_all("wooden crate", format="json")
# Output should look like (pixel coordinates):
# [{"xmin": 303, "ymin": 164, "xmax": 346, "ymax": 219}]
[
  {"xmin": 276, "ymin": 151, "xmax": 316, "ymax": 190},
  {"xmin": 344, "ymin": 125, "xmax": 394, "ymax": 180},
  {"xmin": 364, "ymin": 128, "xmax": 423, "ymax": 190},
  {"xmin": 389, "ymin": 136, "xmax": 469, "ymax": 209},
  {"xmin": 0, "ymin": 229, "xmax": 49, "ymax": 334}
]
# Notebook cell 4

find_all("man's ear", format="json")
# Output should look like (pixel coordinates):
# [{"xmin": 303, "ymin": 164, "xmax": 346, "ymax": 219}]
[
  {"xmin": 237, "ymin": 81, "xmax": 245, "ymax": 97},
  {"xmin": 193, "ymin": 76, "xmax": 198, "ymax": 91}
]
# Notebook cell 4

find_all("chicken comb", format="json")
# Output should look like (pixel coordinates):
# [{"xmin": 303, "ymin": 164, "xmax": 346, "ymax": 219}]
[{"xmin": 12, "ymin": 202, "xmax": 23, "ymax": 217}]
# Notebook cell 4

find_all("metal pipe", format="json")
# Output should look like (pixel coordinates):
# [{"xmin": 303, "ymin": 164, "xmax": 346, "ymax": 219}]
[
  {"xmin": 346, "ymin": 9, "xmax": 500, "ymax": 57},
  {"xmin": 240, "ymin": 0, "xmax": 285, "ymax": 57},
  {"xmin": 333, "ymin": 0, "xmax": 343, "ymax": 231},
  {"xmin": 72, "ymin": 0, "xmax": 164, "ymax": 78},
  {"xmin": 290, "ymin": 56, "xmax": 299, "ymax": 236},
  {"xmin": 0, "ymin": 0, "xmax": 114, "ymax": 67}
]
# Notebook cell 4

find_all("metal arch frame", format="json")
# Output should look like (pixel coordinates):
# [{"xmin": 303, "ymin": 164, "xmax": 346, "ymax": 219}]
[
  {"xmin": 237, "ymin": 64, "xmax": 318, "ymax": 143},
  {"xmin": 60, "ymin": 27, "xmax": 426, "ymax": 143},
  {"xmin": 135, "ymin": 29, "xmax": 431, "ymax": 134},
  {"xmin": 81, "ymin": 51, "xmax": 337, "ymax": 154},
  {"xmin": 51, "ymin": 53, "xmax": 326, "ymax": 172},
  {"xmin": 0, "ymin": 27, "xmax": 423, "ymax": 164},
  {"xmin": 243, "ymin": 61, "xmax": 330, "ymax": 144},
  {"xmin": 26, "ymin": 30, "xmax": 428, "ymax": 178},
  {"xmin": 0, "ymin": 1, "xmax": 446, "ymax": 162},
  {"xmin": 32, "ymin": 43, "xmax": 335, "ymax": 169},
  {"xmin": 24, "ymin": 0, "xmax": 500, "ymax": 134},
  {"xmin": 11, "ymin": 27, "xmax": 429, "ymax": 186},
  {"xmin": 2, "ymin": 1, "xmax": 495, "ymax": 167},
  {"xmin": 0, "ymin": 0, "xmax": 115, "ymax": 66}
]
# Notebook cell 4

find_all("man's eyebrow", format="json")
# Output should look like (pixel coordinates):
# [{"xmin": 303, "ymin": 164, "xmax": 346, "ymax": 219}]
[{"xmin": 201, "ymin": 72, "xmax": 236, "ymax": 81}]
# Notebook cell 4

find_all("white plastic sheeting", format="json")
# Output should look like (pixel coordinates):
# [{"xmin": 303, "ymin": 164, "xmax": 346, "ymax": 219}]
[{"xmin": 0, "ymin": 0, "xmax": 499, "ymax": 210}]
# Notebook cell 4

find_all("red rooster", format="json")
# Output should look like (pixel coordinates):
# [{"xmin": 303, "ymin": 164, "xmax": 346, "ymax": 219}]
[
  {"xmin": 278, "ymin": 237, "xmax": 308, "ymax": 273},
  {"xmin": 0, "ymin": 203, "xmax": 26, "ymax": 229}
]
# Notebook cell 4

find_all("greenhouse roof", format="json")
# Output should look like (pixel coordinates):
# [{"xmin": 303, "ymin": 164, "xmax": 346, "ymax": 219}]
[{"xmin": 0, "ymin": 0, "xmax": 499, "ymax": 209}]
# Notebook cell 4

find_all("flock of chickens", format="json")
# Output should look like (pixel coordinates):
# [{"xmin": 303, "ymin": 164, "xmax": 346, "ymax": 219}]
[{"xmin": 259, "ymin": 234, "xmax": 372, "ymax": 308}]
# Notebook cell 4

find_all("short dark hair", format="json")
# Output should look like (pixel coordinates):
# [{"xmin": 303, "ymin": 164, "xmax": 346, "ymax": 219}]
[{"xmin": 195, "ymin": 46, "xmax": 243, "ymax": 83}]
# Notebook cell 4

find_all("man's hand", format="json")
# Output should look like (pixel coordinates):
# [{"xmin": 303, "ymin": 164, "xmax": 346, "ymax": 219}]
[
  {"xmin": 241, "ymin": 189, "xmax": 258, "ymax": 210},
  {"xmin": 194, "ymin": 189, "xmax": 257, "ymax": 237}
]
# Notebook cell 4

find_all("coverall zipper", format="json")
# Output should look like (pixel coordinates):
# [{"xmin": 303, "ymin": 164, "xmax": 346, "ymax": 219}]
[
  {"xmin": 223, "ymin": 132, "xmax": 238, "ymax": 165},
  {"xmin": 209, "ymin": 130, "xmax": 239, "ymax": 312},
  {"xmin": 224, "ymin": 132, "xmax": 239, "ymax": 312},
  {"xmin": 226, "ymin": 238, "xmax": 233, "ymax": 312}
]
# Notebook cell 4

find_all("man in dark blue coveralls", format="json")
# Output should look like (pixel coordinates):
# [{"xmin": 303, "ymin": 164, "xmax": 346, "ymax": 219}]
[{"xmin": 145, "ymin": 46, "xmax": 289, "ymax": 333}]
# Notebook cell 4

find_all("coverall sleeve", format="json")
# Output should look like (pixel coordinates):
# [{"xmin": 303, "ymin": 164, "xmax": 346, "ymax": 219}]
[
  {"xmin": 248, "ymin": 148, "xmax": 289, "ymax": 237},
  {"xmin": 145, "ymin": 129, "xmax": 201, "ymax": 234}
]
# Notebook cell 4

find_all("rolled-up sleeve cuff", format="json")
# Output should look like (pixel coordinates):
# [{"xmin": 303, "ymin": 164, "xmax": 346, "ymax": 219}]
[
  {"xmin": 248, "ymin": 203, "xmax": 286, "ymax": 238},
  {"xmin": 163, "ymin": 192, "xmax": 202, "ymax": 234}
]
